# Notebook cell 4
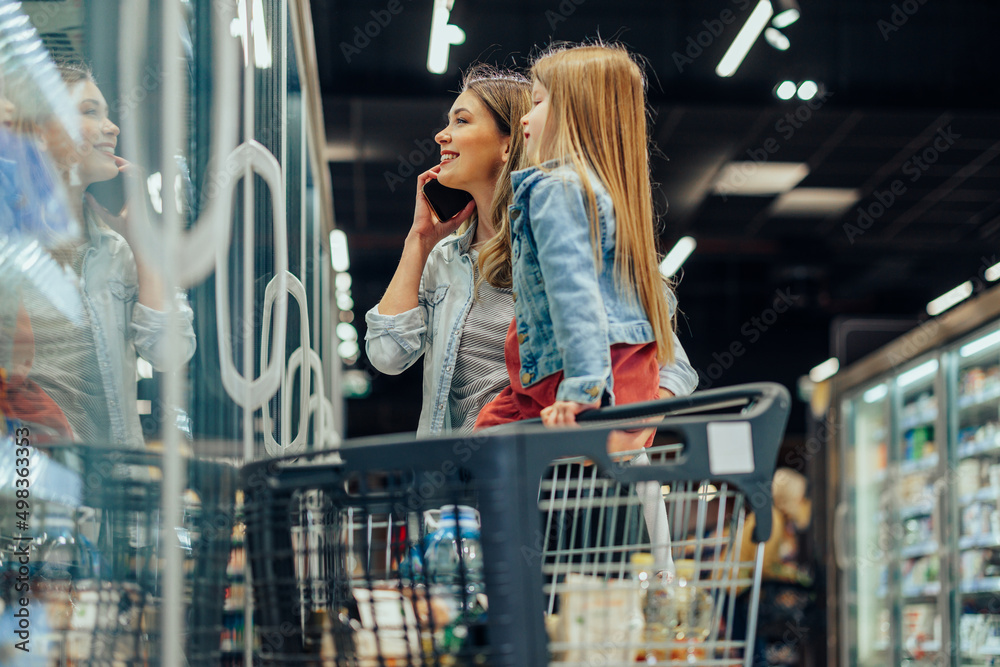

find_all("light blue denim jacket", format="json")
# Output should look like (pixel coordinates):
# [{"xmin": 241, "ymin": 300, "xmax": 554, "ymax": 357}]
[
  {"xmin": 509, "ymin": 163, "xmax": 672, "ymax": 405},
  {"xmin": 365, "ymin": 220, "xmax": 698, "ymax": 435},
  {"xmin": 80, "ymin": 206, "xmax": 196, "ymax": 447}
]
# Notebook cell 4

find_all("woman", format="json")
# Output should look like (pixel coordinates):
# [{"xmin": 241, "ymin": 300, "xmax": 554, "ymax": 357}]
[
  {"xmin": 366, "ymin": 65, "xmax": 697, "ymax": 436},
  {"xmin": 15, "ymin": 62, "xmax": 196, "ymax": 447}
]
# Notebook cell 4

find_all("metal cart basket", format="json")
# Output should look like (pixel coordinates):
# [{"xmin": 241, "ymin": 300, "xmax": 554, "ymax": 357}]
[
  {"xmin": 0, "ymin": 444, "xmax": 239, "ymax": 666},
  {"xmin": 243, "ymin": 382, "xmax": 790, "ymax": 666}
]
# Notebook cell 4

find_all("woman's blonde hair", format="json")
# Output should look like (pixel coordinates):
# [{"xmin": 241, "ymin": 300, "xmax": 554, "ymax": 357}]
[
  {"xmin": 529, "ymin": 43, "xmax": 675, "ymax": 363},
  {"xmin": 458, "ymin": 65, "xmax": 531, "ymax": 291}
]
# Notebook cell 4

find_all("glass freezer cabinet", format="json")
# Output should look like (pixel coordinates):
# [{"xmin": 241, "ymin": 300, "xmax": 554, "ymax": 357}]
[{"xmin": 832, "ymin": 286, "xmax": 1000, "ymax": 667}]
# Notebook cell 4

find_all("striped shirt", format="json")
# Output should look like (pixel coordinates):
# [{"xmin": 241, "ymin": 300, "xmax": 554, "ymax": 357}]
[
  {"xmin": 21, "ymin": 243, "xmax": 111, "ymax": 443},
  {"xmin": 449, "ymin": 255, "xmax": 515, "ymax": 433}
]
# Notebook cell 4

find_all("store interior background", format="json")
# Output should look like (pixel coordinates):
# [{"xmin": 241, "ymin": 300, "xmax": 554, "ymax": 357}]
[
  {"xmin": 314, "ymin": 0, "xmax": 1000, "ymax": 444},
  {"xmin": 3, "ymin": 0, "xmax": 1000, "ymax": 665}
]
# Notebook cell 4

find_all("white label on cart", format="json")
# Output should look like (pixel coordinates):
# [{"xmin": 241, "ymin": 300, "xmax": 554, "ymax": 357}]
[{"xmin": 707, "ymin": 422, "xmax": 754, "ymax": 474}]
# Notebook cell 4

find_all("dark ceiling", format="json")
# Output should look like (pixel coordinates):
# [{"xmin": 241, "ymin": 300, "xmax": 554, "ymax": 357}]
[{"xmin": 310, "ymin": 0, "xmax": 1000, "ymax": 437}]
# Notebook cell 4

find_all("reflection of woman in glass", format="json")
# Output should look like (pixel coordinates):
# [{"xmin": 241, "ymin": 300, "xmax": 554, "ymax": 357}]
[{"xmin": 16, "ymin": 62, "xmax": 196, "ymax": 447}]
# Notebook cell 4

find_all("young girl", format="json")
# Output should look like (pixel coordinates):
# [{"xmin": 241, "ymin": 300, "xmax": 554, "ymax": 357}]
[{"xmin": 475, "ymin": 43, "xmax": 677, "ymax": 429}]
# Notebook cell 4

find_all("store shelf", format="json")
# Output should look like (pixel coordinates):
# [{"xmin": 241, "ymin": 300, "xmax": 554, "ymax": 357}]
[
  {"xmin": 902, "ymin": 542, "xmax": 939, "ymax": 559},
  {"xmin": 900, "ymin": 501, "xmax": 935, "ymax": 520},
  {"xmin": 959, "ymin": 487, "xmax": 1000, "ymax": 507},
  {"xmin": 959, "ymin": 384, "xmax": 1000, "ymax": 411},
  {"xmin": 900, "ymin": 454, "xmax": 939, "ymax": 476},
  {"xmin": 903, "ymin": 581, "xmax": 942, "ymax": 598},
  {"xmin": 958, "ymin": 434, "xmax": 1000, "ymax": 459},
  {"xmin": 901, "ymin": 410, "xmax": 939, "ymax": 432},
  {"xmin": 959, "ymin": 534, "xmax": 1000, "ymax": 550},
  {"xmin": 960, "ymin": 577, "xmax": 1000, "ymax": 594}
]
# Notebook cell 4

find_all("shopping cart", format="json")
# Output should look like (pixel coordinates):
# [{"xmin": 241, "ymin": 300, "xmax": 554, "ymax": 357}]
[
  {"xmin": 0, "ymin": 443, "xmax": 239, "ymax": 666},
  {"xmin": 243, "ymin": 382, "xmax": 790, "ymax": 666}
]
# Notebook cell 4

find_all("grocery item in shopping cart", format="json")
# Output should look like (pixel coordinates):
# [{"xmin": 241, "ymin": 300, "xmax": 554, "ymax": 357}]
[
  {"xmin": 549, "ymin": 573, "xmax": 643, "ymax": 664},
  {"xmin": 423, "ymin": 504, "xmax": 484, "ymax": 612}
]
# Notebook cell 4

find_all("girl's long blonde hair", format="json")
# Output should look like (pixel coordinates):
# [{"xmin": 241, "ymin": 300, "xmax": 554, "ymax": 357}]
[
  {"xmin": 530, "ymin": 43, "xmax": 675, "ymax": 363},
  {"xmin": 458, "ymin": 65, "xmax": 531, "ymax": 291}
]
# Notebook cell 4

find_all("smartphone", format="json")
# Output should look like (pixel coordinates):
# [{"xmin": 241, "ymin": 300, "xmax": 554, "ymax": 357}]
[{"xmin": 422, "ymin": 179, "xmax": 474, "ymax": 221}]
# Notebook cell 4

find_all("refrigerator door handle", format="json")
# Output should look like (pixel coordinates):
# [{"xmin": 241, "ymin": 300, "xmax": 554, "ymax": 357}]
[
  {"xmin": 931, "ymin": 479, "xmax": 944, "ymax": 553},
  {"xmin": 834, "ymin": 501, "xmax": 851, "ymax": 571}
]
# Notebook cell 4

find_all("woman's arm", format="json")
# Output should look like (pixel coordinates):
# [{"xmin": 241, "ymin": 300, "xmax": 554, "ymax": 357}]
[
  {"xmin": 658, "ymin": 332, "xmax": 698, "ymax": 397},
  {"xmin": 364, "ymin": 301, "xmax": 428, "ymax": 375},
  {"xmin": 132, "ymin": 298, "xmax": 197, "ymax": 370},
  {"xmin": 366, "ymin": 167, "xmax": 474, "ymax": 375},
  {"xmin": 84, "ymin": 191, "xmax": 196, "ymax": 369}
]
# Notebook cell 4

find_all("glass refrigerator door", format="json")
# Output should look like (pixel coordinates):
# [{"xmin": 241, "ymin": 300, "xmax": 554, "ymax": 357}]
[
  {"xmin": 896, "ymin": 357, "xmax": 944, "ymax": 664},
  {"xmin": 952, "ymin": 326, "xmax": 1000, "ymax": 664},
  {"xmin": 843, "ymin": 383, "xmax": 893, "ymax": 667}
]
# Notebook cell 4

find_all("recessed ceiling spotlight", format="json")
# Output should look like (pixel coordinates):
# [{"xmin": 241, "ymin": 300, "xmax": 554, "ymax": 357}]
[
  {"xmin": 773, "ymin": 0, "xmax": 800, "ymax": 28},
  {"xmin": 764, "ymin": 27, "xmax": 790, "ymax": 50},
  {"xmin": 774, "ymin": 80, "xmax": 797, "ymax": 100},
  {"xmin": 796, "ymin": 80, "xmax": 819, "ymax": 100}
]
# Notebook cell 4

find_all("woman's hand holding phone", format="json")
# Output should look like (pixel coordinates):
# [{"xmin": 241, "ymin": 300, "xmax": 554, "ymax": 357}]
[{"xmin": 409, "ymin": 167, "xmax": 475, "ymax": 253}]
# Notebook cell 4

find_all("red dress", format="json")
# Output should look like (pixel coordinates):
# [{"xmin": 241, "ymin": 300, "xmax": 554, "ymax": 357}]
[{"xmin": 475, "ymin": 317, "xmax": 659, "ymax": 429}]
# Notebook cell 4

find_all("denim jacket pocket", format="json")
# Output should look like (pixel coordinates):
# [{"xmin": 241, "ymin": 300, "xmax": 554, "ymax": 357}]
[
  {"xmin": 422, "ymin": 284, "xmax": 450, "ymax": 342},
  {"xmin": 107, "ymin": 278, "xmax": 139, "ymax": 340},
  {"xmin": 108, "ymin": 278, "xmax": 139, "ymax": 303}
]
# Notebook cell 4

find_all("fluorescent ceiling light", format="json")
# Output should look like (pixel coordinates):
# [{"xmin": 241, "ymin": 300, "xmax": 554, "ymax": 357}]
[
  {"xmin": 898, "ymin": 359, "xmax": 938, "ymax": 387},
  {"xmin": 863, "ymin": 384, "xmax": 888, "ymax": 403},
  {"xmin": 335, "ymin": 272, "xmax": 353, "ymax": 292},
  {"xmin": 660, "ymin": 236, "xmax": 697, "ymax": 278},
  {"xmin": 960, "ymin": 330, "xmax": 1000, "ymax": 358},
  {"xmin": 986, "ymin": 260, "xmax": 1000, "ymax": 282},
  {"xmin": 712, "ymin": 161, "xmax": 809, "ymax": 196},
  {"xmin": 427, "ymin": 0, "xmax": 466, "ymax": 75},
  {"xmin": 330, "ymin": 229, "xmax": 350, "ymax": 272},
  {"xmin": 769, "ymin": 188, "xmax": 861, "ymax": 217},
  {"xmin": 764, "ymin": 27, "xmax": 790, "ymax": 50},
  {"xmin": 809, "ymin": 357, "xmax": 839, "ymax": 383},
  {"xmin": 926, "ymin": 281, "xmax": 973, "ymax": 316},
  {"xmin": 716, "ymin": 0, "xmax": 773, "ymax": 78}
]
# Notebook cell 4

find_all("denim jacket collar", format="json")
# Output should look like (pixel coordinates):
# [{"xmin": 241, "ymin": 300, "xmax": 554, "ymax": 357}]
[
  {"xmin": 511, "ymin": 159, "xmax": 567, "ymax": 194},
  {"xmin": 437, "ymin": 218, "xmax": 478, "ymax": 261}
]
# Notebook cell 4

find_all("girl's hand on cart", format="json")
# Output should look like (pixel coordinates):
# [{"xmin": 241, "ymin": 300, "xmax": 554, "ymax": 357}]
[{"xmin": 540, "ymin": 400, "xmax": 597, "ymax": 426}]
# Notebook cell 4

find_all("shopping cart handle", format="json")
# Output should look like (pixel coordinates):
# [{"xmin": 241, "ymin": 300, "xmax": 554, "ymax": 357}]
[
  {"xmin": 512, "ymin": 382, "xmax": 792, "ymax": 543},
  {"xmin": 576, "ymin": 381, "xmax": 787, "ymax": 423}
]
